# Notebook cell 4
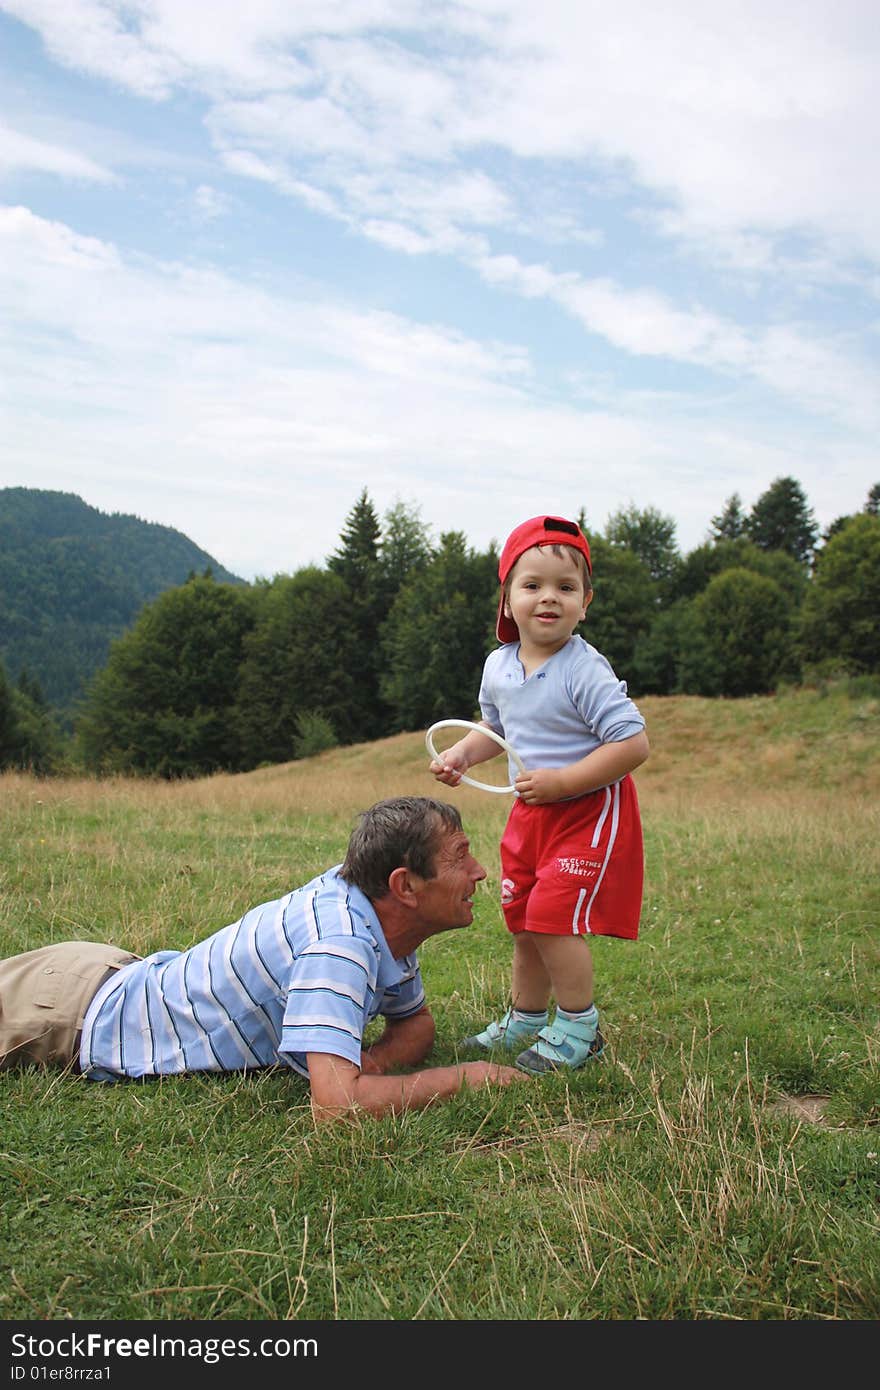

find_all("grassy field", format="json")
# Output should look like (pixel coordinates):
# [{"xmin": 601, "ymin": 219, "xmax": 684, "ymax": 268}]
[{"xmin": 1, "ymin": 684, "xmax": 878, "ymax": 1321}]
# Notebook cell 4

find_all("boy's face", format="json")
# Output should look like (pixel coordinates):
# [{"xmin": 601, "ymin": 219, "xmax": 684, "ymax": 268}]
[{"xmin": 504, "ymin": 545, "xmax": 591, "ymax": 652}]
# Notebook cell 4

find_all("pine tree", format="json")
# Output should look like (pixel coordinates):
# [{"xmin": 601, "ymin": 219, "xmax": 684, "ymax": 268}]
[
  {"xmin": 582, "ymin": 536, "xmax": 657, "ymax": 678},
  {"xmin": 327, "ymin": 490, "xmax": 389, "ymax": 741},
  {"xmin": 0, "ymin": 658, "xmax": 63, "ymax": 773},
  {"xmin": 234, "ymin": 569, "xmax": 357, "ymax": 768},
  {"xmin": 748, "ymin": 477, "xmax": 818, "ymax": 566},
  {"xmin": 327, "ymin": 489, "xmax": 382, "ymax": 590},
  {"xmin": 709, "ymin": 493, "xmax": 747, "ymax": 542},
  {"xmin": 17, "ymin": 668, "xmax": 46, "ymax": 707}
]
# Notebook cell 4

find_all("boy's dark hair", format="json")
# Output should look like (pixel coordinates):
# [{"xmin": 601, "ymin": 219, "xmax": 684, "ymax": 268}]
[{"xmin": 341, "ymin": 797, "xmax": 464, "ymax": 902}]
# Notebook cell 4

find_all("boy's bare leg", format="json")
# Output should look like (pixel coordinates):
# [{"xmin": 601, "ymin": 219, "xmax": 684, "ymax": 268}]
[
  {"xmin": 529, "ymin": 933, "xmax": 594, "ymax": 1012},
  {"xmin": 511, "ymin": 931, "xmax": 552, "ymax": 1011}
]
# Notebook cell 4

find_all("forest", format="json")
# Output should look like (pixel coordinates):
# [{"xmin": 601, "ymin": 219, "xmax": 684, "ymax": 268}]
[
  {"xmin": 1, "ymin": 476, "xmax": 878, "ymax": 777},
  {"xmin": 0, "ymin": 486, "xmax": 244, "ymax": 714}
]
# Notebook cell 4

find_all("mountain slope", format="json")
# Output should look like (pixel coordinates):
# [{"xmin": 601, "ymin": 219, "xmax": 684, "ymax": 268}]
[{"xmin": 0, "ymin": 488, "xmax": 246, "ymax": 714}]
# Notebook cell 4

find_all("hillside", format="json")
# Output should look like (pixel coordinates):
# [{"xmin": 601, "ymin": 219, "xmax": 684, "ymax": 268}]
[
  {"xmin": 0, "ymin": 488, "xmax": 245, "ymax": 715},
  {"xmin": 166, "ymin": 681, "xmax": 880, "ymax": 817}
]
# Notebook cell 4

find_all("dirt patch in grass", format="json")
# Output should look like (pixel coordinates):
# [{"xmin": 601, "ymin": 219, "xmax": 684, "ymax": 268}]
[{"xmin": 768, "ymin": 1093, "xmax": 833, "ymax": 1125}]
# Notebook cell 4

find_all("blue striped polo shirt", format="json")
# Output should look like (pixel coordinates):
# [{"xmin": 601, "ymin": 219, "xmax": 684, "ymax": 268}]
[{"xmin": 79, "ymin": 867, "xmax": 425, "ymax": 1082}]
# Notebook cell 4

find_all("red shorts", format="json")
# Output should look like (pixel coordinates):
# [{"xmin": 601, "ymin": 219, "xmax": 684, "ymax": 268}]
[{"xmin": 500, "ymin": 775, "xmax": 643, "ymax": 940}]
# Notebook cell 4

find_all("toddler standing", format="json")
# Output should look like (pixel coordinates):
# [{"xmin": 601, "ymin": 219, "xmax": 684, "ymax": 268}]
[{"xmin": 430, "ymin": 514, "xmax": 648, "ymax": 1073}]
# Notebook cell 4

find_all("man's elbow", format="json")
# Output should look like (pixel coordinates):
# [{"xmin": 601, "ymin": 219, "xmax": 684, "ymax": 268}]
[
  {"xmin": 307, "ymin": 1053, "xmax": 366, "ymax": 1125},
  {"xmin": 310, "ymin": 1096, "xmax": 356, "ymax": 1126},
  {"xmin": 310, "ymin": 1096, "xmax": 341, "ymax": 1125},
  {"xmin": 309, "ymin": 1081, "xmax": 369, "ymax": 1126}
]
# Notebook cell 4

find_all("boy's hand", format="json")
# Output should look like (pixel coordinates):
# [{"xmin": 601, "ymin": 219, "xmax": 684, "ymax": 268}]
[
  {"xmin": 429, "ymin": 740, "xmax": 469, "ymax": 786},
  {"xmin": 515, "ymin": 732, "xmax": 650, "ymax": 804},
  {"xmin": 514, "ymin": 767, "xmax": 570, "ymax": 804}
]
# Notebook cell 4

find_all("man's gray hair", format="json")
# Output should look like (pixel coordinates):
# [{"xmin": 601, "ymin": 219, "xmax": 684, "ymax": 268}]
[{"xmin": 341, "ymin": 797, "xmax": 463, "ymax": 902}]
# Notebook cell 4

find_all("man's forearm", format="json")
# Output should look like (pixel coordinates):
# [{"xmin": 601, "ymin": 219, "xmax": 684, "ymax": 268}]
[
  {"xmin": 347, "ymin": 1064, "xmax": 472, "ymax": 1117},
  {"xmin": 307, "ymin": 1052, "xmax": 528, "ymax": 1123}
]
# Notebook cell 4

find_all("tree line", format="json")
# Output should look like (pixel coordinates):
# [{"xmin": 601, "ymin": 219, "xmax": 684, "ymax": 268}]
[{"xmin": 2, "ymin": 477, "xmax": 878, "ymax": 778}]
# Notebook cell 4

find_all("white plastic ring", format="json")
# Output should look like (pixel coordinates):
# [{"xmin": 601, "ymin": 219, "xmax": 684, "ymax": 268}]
[{"xmin": 425, "ymin": 719, "xmax": 526, "ymax": 794}]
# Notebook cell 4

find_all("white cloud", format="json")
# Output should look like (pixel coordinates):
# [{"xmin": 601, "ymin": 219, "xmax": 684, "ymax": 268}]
[
  {"xmin": 0, "ymin": 203, "xmax": 121, "ymax": 271},
  {"xmin": 6, "ymin": 0, "xmax": 877, "ymax": 266},
  {"xmin": 361, "ymin": 218, "xmax": 437, "ymax": 255},
  {"xmin": 0, "ymin": 121, "xmax": 115, "ymax": 181},
  {"xmin": 470, "ymin": 249, "xmax": 879, "ymax": 431},
  {"xmin": 191, "ymin": 183, "xmax": 232, "ymax": 221},
  {"xmin": 1, "ymin": 202, "xmax": 872, "ymax": 580},
  {"xmin": 0, "ymin": 0, "xmax": 187, "ymax": 98},
  {"xmin": 457, "ymin": 1, "xmax": 880, "ymax": 262}
]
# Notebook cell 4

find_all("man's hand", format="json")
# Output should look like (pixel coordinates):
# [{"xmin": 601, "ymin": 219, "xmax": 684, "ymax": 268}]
[{"xmin": 457, "ymin": 1060, "xmax": 528, "ymax": 1090}]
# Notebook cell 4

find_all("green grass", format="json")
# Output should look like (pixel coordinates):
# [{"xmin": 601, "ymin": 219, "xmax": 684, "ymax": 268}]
[{"xmin": 1, "ymin": 684, "xmax": 878, "ymax": 1320}]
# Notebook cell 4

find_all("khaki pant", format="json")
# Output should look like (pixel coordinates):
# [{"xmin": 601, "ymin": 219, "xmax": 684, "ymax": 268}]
[{"xmin": 0, "ymin": 941, "xmax": 140, "ymax": 1070}]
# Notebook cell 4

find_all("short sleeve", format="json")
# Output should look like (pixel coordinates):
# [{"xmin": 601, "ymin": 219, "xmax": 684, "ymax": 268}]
[
  {"xmin": 377, "ymin": 954, "xmax": 426, "ymax": 1020},
  {"xmin": 279, "ymin": 936, "xmax": 378, "ymax": 1067}
]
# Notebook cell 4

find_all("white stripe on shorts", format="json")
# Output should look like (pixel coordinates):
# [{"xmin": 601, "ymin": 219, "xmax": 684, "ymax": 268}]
[
  {"xmin": 591, "ymin": 786, "xmax": 612, "ymax": 848},
  {"xmin": 571, "ymin": 888, "xmax": 587, "ymax": 934},
  {"xmin": 571, "ymin": 782, "xmax": 621, "ymax": 933}
]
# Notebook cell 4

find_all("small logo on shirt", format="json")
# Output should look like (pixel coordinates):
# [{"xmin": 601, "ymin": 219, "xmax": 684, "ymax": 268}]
[{"xmin": 501, "ymin": 877, "xmax": 516, "ymax": 904}]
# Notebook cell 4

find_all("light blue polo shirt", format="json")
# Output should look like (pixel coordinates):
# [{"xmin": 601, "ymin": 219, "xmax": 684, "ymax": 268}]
[
  {"xmin": 479, "ymin": 636, "xmax": 645, "ymax": 784},
  {"xmin": 79, "ymin": 868, "xmax": 425, "ymax": 1081}
]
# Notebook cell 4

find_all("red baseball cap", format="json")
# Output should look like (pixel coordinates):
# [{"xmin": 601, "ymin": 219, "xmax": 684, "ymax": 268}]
[{"xmin": 496, "ymin": 515, "xmax": 592, "ymax": 643}]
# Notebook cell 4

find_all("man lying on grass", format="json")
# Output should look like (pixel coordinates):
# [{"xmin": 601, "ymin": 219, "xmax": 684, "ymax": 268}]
[{"xmin": 0, "ymin": 796, "xmax": 527, "ymax": 1123}]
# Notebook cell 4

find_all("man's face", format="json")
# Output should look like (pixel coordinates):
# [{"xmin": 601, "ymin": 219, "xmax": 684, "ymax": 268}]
[{"xmin": 414, "ymin": 828, "xmax": 487, "ymax": 932}]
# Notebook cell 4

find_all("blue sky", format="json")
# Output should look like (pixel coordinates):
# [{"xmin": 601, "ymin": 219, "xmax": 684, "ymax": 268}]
[{"xmin": 1, "ymin": 0, "xmax": 877, "ymax": 581}]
